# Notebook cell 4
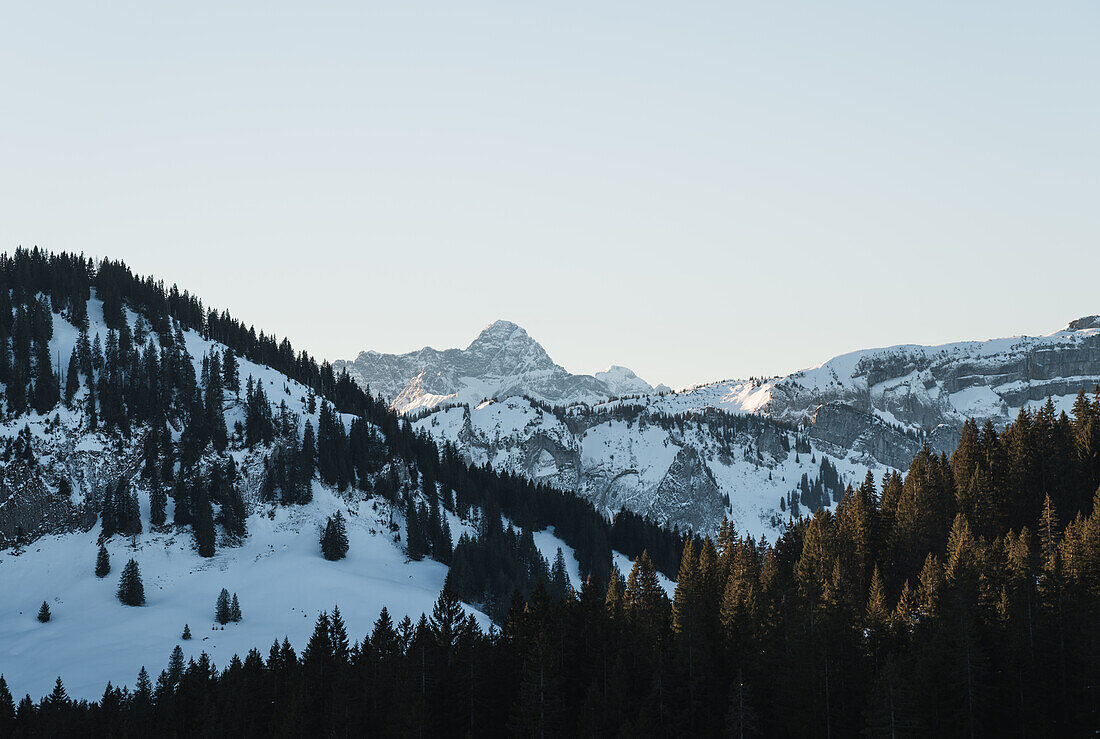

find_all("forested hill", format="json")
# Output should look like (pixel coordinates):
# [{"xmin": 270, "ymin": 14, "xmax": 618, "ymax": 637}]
[
  {"xmin": 0, "ymin": 247, "xmax": 684, "ymax": 699},
  {"xmin": 5, "ymin": 389, "xmax": 1099, "ymax": 736},
  {"xmin": 2, "ymin": 248, "xmax": 1099, "ymax": 735}
]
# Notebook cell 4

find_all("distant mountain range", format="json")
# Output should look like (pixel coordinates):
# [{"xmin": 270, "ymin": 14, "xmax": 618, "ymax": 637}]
[
  {"xmin": 343, "ymin": 315, "xmax": 1100, "ymax": 537},
  {"xmin": 334, "ymin": 320, "xmax": 668, "ymax": 415}
]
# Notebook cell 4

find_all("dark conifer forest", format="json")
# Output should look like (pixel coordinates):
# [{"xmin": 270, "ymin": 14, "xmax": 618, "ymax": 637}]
[{"xmin": 2, "ymin": 249, "xmax": 1099, "ymax": 736}]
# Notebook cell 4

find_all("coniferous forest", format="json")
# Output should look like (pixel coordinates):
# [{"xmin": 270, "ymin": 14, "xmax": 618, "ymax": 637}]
[{"xmin": 2, "ymin": 249, "xmax": 1099, "ymax": 736}]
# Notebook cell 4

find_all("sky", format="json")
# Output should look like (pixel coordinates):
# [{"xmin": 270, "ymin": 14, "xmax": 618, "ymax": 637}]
[{"xmin": 2, "ymin": 2, "xmax": 1097, "ymax": 389}]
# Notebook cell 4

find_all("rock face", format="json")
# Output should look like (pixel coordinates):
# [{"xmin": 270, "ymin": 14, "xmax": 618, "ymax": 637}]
[
  {"xmin": 807, "ymin": 403, "xmax": 921, "ymax": 470},
  {"xmin": 650, "ymin": 446, "xmax": 726, "ymax": 532},
  {"xmin": 336, "ymin": 321, "xmax": 657, "ymax": 414}
]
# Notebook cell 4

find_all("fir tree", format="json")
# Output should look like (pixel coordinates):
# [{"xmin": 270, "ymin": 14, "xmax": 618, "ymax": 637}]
[
  {"xmin": 63, "ymin": 350, "xmax": 79, "ymax": 406},
  {"xmin": 181, "ymin": 624, "xmax": 192, "ymax": 640},
  {"xmin": 229, "ymin": 593, "xmax": 242, "ymax": 622},
  {"xmin": 320, "ymin": 511, "xmax": 349, "ymax": 561},
  {"xmin": 37, "ymin": 601, "xmax": 51, "ymax": 623},
  {"xmin": 95, "ymin": 543, "xmax": 111, "ymax": 578},
  {"xmin": 117, "ymin": 559, "xmax": 146, "ymax": 606},
  {"xmin": 215, "ymin": 588, "xmax": 232, "ymax": 625},
  {"xmin": 0, "ymin": 675, "xmax": 14, "ymax": 734},
  {"xmin": 149, "ymin": 478, "xmax": 167, "ymax": 528},
  {"xmin": 550, "ymin": 548, "xmax": 571, "ymax": 600},
  {"xmin": 405, "ymin": 499, "xmax": 428, "ymax": 561},
  {"xmin": 300, "ymin": 420, "xmax": 316, "ymax": 481},
  {"xmin": 167, "ymin": 645, "xmax": 185, "ymax": 685}
]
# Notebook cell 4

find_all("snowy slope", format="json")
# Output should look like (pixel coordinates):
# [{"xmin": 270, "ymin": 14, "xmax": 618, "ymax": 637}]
[
  {"xmin": 1, "ymin": 487, "xmax": 480, "ymax": 701},
  {"xmin": 0, "ymin": 294, "xmax": 670, "ymax": 701},
  {"xmin": 414, "ymin": 396, "xmax": 874, "ymax": 541},
  {"xmin": 335, "ymin": 320, "xmax": 658, "ymax": 414}
]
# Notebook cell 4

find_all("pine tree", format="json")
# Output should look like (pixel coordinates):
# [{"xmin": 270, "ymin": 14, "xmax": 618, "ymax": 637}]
[
  {"xmin": 300, "ymin": 420, "xmax": 316, "ymax": 481},
  {"xmin": 405, "ymin": 499, "xmax": 427, "ymax": 561},
  {"xmin": 63, "ymin": 349, "xmax": 79, "ymax": 406},
  {"xmin": 321, "ymin": 511, "xmax": 349, "ymax": 561},
  {"xmin": 329, "ymin": 605, "xmax": 350, "ymax": 665},
  {"xmin": 37, "ymin": 601, "xmax": 51, "ymax": 623},
  {"xmin": 182, "ymin": 624, "xmax": 192, "ymax": 640},
  {"xmin": 215, "ymin": 588, "xmax": 232, "ymax": 625},
  {"xmin": 100, "ymin": 484, "xmax": 117, "ymax": 539},
  {"xmin": 191, "ymin": 481, "xmax": 216, "ymax": 558},
  {"xmin": 229, "ymin": 593, "xmax": 242, "ymax": 622},
  {"xmin": 429, "ymin": 580, "xmax": 469, "ymax": 657},
  {"xmin": 624, "ymin": 551, "xmax": 668, "ymax": 635},
  {"xmin": 117, "ymin": 559, "xmax": 146, "ymax": 606},
  {"xmin": 95, "ymin": 543, "xmax": 111, "ymax": 578},
  {"xmin": 167, "ymin": 645, "xmax": 185, "ymax": 685},
  {"xmin": 149, "ymin": 478, "xmax": 167, "ymax": 528},
  {"xmin": 0, "ymin": 675, "xmax": 14, "ymax": 733},
  {"xmin": 549, "ymin": 548, "xmax": 571, "ymax": 600}
]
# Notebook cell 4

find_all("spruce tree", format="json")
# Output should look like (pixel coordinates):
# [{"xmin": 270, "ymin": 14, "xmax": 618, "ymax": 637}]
[
  {"xmin": 0, "ymin": 675, "xmax": 14, "ymax": 733},
  {"xmin": 95, "ymin": 543, "xmax": 111, "ymax": 578},
  {"xmin": 321, "ymin": 511, "xmax": 349, "ymax": 561},
  {"xmin": 215, "ymin": 588, "xmax": 232, "ymax": 625},
  {"xmin": 550, "ymin": 548, "xmax": 571, "ymax": 600},
  {"xmin": 229, "ymin": 593, "xmax": 242, "ymax": 622},
  {"xmin": 405, "ymin": 499, "xmax": 427, "ymax": 561},
  {"xmin": 63, "ymin": 350, "xmax": 79, "ymax": 406},
  {"xmin": 149, "ymin": 479, "xmax": 167, "ymax": 528},
  {"xmin": 300, "ymin": 420, "xmax": 316, "ymax": 481},
  {"xmin": 167, "ymin": 645, "xmax": 185, "ymax": 685},
  {"xmin": 37, "ymin": 601, "xmax": 51, "ymax": 623},
  {"xmin": 181, "ymin": 624, "xmax": 192, "ymax": 640},
  {"xmin": 191, "ymin": 482, "xmax": 216, "ymax": 558},
  {"xmin": 100, "ymin": 484, "xmax": 117, "ymax": 539},
  {"xmin": 117, "ymin": 559, "xmax": 146, "ymax": 606},
  {"xmin": 429, "ymin": 580, "xmax": 469, "ymax": 655}
]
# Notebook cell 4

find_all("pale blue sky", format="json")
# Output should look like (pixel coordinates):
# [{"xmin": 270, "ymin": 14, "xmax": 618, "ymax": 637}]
[{"xmin": 2, "ymin": 2, "xmax": 1097, "ymax": 388}]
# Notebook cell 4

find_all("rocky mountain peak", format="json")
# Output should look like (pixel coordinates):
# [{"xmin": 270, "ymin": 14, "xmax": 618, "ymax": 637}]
[
  {"xmin": 338, "ymin": 320, "xmax": 656, "ymax": 414},
  {"xmin": 464, "ymin": 320, "xmax": 556, "ymax": 376}
]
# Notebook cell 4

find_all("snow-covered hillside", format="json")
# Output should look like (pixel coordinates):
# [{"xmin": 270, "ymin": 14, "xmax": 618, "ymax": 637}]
[
  {"xmin": 2, "ymin": 292, "xmax": 650, "ymax": 702},
  {"xmin": 413, "ymin": 396, "xmax": 877, "ymax": 540},
  {"xmin": 1, "ymin": 486, "xmax": 478, "ymax": 701},
  {"xmin": 335, "ymin": 320, "xmax": 666, "ymax": 415}
]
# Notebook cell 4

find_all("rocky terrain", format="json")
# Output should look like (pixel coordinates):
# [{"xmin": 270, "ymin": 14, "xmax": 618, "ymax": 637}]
[{"xmin": 335, "ymin": 320, "xmax": 667, "ymax": 414}]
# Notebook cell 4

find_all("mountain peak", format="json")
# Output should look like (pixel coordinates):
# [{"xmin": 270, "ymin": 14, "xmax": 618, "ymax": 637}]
[{"xmin": 468, "ymin": 319, "xmax": 532, "ymax": 348}]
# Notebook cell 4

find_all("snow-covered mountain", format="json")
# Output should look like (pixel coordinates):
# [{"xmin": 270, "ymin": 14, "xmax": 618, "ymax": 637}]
[
  {"xmin": 407, "ymin": 316, "xmax": 1100, "ymax": 540},
  {"xmin": 414, "ymin": 396, "xmax": 868, "ymax": 541},
  {"xmin": 650, "ymin": 314, "xmax": 1100, "ymax": 442},
  {"xmin": 335, "ymin": 320, "xmax": 667, "ymax": 415}
]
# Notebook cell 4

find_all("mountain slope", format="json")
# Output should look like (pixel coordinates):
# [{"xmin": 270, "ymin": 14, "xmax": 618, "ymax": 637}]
[
  {"xmin": 335, "ymin": 320, "xmax": 664, "ymax": 414},
  {"xmin": 0, "ymin": 252, "xmax": 676, "ymax": 700}
]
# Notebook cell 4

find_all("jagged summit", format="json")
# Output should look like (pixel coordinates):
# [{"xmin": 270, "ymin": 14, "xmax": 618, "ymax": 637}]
[{"xmin": 335, "ymin": 320, "xmax": 657, "ymax": 414}]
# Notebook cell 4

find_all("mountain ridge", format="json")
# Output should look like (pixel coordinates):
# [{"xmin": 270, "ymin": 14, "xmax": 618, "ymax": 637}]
[{"xmin": 335, "ymin": 319, "xmax": 666, "ymax": 414}]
